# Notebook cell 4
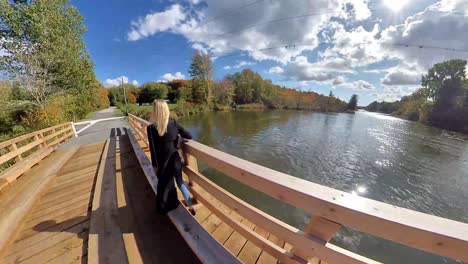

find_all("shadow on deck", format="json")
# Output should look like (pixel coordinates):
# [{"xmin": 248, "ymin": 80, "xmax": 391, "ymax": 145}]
[{"xmin": 1, "ymin": 128, "xmax": 198, "ymax": 264}]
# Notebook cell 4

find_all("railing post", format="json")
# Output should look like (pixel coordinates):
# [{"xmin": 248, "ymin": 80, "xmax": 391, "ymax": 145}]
[
  {"xmin": 8, "ymin": 143, "xmax": 22, "ymax": 162},
  {"xmin": 71, "ymin": 122, "xmax": 78, "ymax": 137},
  {"xmin": 291, "ymin": 216, "xmax": 342, "ymax": 261},
  {"xmin": 39, "ymin": 132, "xmax": 48, "ymax": 147}
]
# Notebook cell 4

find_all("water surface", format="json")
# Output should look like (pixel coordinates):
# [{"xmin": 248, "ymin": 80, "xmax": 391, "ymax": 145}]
[{"xmin": 180, "ymin": 110, "xmax": 468, "ymax": 263}]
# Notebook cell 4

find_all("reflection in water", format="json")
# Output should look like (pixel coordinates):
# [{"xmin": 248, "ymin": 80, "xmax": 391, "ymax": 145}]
[{"xmin": 180, "ymin": 110, "xmax": 468, "ymax": 264}]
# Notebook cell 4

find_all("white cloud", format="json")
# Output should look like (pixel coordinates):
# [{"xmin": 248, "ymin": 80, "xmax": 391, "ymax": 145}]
[
  {"xmin": 161, "ymin": 72, "xmax": 186, "ymax": 82},
  {"xmin": 233, "ymin": 61, "xmax": 255, "ymax": 69},
  {"xmin": 192, "ymin": 43, "xmax": 209, "ymax": 54},
  {"xmin": 372, "ymin": 86, "xmax": 417, "ymax": 102},
  {"xmin": 104, "ymin": 76, "xmax": 139, "ymax": 87},
  {"xmin": 381, "ymin": 64, "xmax": 423, "ymax": 86},
  {"xmin": 319, "ymin": 23, "xmax": 384, "ymax": 69},
  {"xmin": 127, "ymin": 5, "xmax": 186, "ymax": 41},
  {"xmin": 269, "ymin": 66, "xmax": 284, "ymax": 74},
  {"xmin": 223, "ymin": 65, "xmax": 231, "ymax": 70},
  {"xmin": 337, "ymin": 80, "xmax": 375, "ymax": 90},
  {"xmin": 126, "ymin": 0, "xmax": 372, "ymax": 62},
  {"xmin": 284, "ymin": 56, "xmax": 344, "ymax": 82},
  {"xmin": 380, "ymin": 0, "xmax": 468, "ymax": 70}
]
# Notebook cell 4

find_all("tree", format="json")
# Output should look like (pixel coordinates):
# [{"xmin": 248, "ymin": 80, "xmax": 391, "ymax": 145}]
[
  {"xmin": 329, "ymin": 91, "xmax": 334, "ymax": 97},
  {"xmin": 214, "ymin": 79, "xmax": 235, "ymax": 106},
  {"xmin": 0, "ymin": 0, "xmax": 100, "ymax": 120},
  {"xmin": 422, "ymin": 59, "xmax": 466, "ymax": 102},
  {"xmin": 166, "ymin": 79, "xmax": 191, "ymax": 102},
  {"xmin": 108, "ymin": 84, "xmax": 138, "ymax": 106},
  {"xmin": 347, "ymin": 94, "xmax": 358, "ymax": 111},
  {"xmin": 189, "ymin": 52, "xmax": 213, "ymax": 104},
  {"xmin": 422, "ymin": 59, "xmax": 467, "ymax": 131},
  {"xmin": 137, "ymin": 82, "xmax": 169, "ymax": 104}
]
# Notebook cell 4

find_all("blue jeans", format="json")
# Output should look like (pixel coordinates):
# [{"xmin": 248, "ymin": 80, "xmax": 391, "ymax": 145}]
[
  {"xmin": 177, "ymin": 182, "xmax": 192, "ymax": 206},
  {"xmin": 175, "ymin": 168, "xmax": 192, "ymax": 206}
]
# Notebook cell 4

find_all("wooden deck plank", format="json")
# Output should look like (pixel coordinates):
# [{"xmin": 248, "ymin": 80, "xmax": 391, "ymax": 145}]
[
  {"xmin": 29, "ymin": 192, "xmax": 91, "ymax": 218},
  {"xmin": 17, "ymin": 232, "xmax": 87, "ymax": 264},
  {"xmin": 23, "ymin": 199, "xmax": 91, "ymax": 227},
  {"xmin": 223, "ymin": 218, "xmax": 253, "ymax": 257},
  {"xmin": 201, "ymin": 213, "xmax": 224, "ymax": 233},
  {"xmin": 46, "ymin": 172, "xmax": 96, "ymax": 191},
  {"xmin": 194, "ymin": 204, "xmax": 211, "ymax": 223},
  {"xmin": 212, "ymin": 214, "xmax": 237, "ymax": 244},
  {"xmin": 0, "ymin": 147, "xmax": 79, "ymax": 257},
  {"xmin": 41, "ymin": 181, "xmax": 94, "ymax": 200},
  {"xmin": 46, "ymin": 241, "xmax": 88, "ymax": 264},
  {"xmin": 54, "ymin": 167, "xmax": 97, "ymax": 183},
  {"xmin": 37, "ymin": 188, "xmax": 93, "ymax": 210},
  {"xmin": 237, "ymin": 222, "xmax": 263, "ymax": 263},
  {"xmin": 16, "ymin": 206, "xmax": 89, "ymax": 241},
  {"xmin": 115, "ymin": 137, "xmax": 144, "ymax": 264},
  {"xmin": 9, "ymin": 215, "xmax": 89, "ymax": 254},
  {"xmin": 55, "ymin": 166, "xmax": 97, "ymax": 180},
  {"xmin": 256, "ymin": 233, "xmax": 280, "ymax": 264},
  {"xmin": 87, "ymin": 138, "xmax": 128, "ymax": 264},
  {"xmin": 4, "ymin": 221, "xmax": 89, "ymax": 263}
]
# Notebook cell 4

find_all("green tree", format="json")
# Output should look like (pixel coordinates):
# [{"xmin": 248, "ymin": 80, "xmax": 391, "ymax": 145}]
[
  {"xmin": 189, "ymin": 52, "xmax": 213, "ymax": 104},
  {"xmin": 422, "ymin": 59, "xmax": 467, "ymax": 131},
  {"xmin": 137, "ymin": 82, "xmax": 169, "ymax": 104},
  {"xmin": 213, "ymin": 79, "xmax": 235, "ymax": 107},
  {"xmin": 347, "ymin": 94, "xmax": 358, "ymax": 111},
  {"xmin": 108, "ymin": 84, "xmax": 138, "ymax": 106},
  {"xmin": 422, "ymin": 59, "xmax": 466, "ymax": 102},
  {"xmin": 0, "ymin": 0, "xmax": 100, "ymax": 120}
]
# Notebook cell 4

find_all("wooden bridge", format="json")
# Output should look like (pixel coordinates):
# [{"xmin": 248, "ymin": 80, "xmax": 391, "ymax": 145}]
[{"xmin": 0, "ymin": 114, "xmax": 467, "ymax": 264}]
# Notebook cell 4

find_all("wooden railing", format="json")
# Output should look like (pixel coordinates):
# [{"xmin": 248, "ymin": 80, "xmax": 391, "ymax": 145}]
[
  {"xmin": 0, "ymin": 122, "xmax": 74, "ymax": 189},
  {"xmin": 128, "ymin": 113, "xmax": 468, "ymax": 264}
]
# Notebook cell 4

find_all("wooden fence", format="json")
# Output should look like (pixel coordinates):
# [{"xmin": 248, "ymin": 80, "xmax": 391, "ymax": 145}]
[
  {"xmin": 0, "ymin": 122, "xmax": 74, "ymax": 190},
  {"xmin": 128, "ymin": 114, "xmax": 468, "ymax": 264}
]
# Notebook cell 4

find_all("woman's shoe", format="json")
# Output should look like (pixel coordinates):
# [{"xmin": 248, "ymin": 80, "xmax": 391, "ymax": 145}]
[{"xmin": 189, "ymin": 207, "xmax": 196, "ymax": 216}]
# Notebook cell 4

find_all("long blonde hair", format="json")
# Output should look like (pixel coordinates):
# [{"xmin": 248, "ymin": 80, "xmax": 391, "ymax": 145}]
[{"xmin": 152, "ymin": 100, "xmax": 170, "ymax": 136}]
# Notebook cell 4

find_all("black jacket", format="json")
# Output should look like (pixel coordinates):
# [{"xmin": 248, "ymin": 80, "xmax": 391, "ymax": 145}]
[{"xmin": 147, "ymin": 120, "xmax": 192, "ymax": 214}]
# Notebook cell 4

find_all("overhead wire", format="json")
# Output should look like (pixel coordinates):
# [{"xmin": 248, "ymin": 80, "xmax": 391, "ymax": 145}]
[
  {"xmin": 214, "ymin": 42, "xmax": 468, "ymax": 61},
  {"xmin": 184, "ymin": 1, "xmax": 468, "ymax": 61}
]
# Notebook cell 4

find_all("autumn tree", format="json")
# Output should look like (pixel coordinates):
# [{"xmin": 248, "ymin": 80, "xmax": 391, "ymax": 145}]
[
  {"xmin": 214, "ymin": 79, "xmax": 235, "ymax": 107},
  {"xmin": 189, "ymin": 52, "xmax": 213, "ymax": 105},
  {"xmin": 166, "ymin": 79, "xmax": 192, "ymax": 102}
]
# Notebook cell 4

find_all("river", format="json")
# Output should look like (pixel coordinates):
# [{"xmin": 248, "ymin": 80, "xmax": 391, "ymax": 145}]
[{"xmin": 179, "ymin": 110, "xmax": 468, "ymax": 264}]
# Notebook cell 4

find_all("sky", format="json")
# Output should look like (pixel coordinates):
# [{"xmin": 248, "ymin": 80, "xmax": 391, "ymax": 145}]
[{"xmin": 72, "ymin": 0, "xmax": 468, "ymax": 105}]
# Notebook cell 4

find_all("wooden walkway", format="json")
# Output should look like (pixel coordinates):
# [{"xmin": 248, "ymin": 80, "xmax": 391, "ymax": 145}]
[{"xmin": 0, "ymin": 131, "xmax": 198, "ymax": 264}]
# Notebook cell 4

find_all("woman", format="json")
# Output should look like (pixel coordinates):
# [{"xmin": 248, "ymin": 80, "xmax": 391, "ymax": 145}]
[{"xmin": 147, "ymin": 100, "xmax": 195, "ymax": 215}]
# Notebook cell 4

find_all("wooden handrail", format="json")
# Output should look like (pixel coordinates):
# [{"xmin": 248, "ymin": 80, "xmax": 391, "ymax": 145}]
[
  {"xmin": 0, "ymin": 122, "xmax": 74, "ymax": 186},
  {"xmin": 127, "ymin": 113, "xmax": 468, "ymax": 263}
]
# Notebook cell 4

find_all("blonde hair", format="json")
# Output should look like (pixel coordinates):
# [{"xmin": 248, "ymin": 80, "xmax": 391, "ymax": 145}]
[{"xmin": 152, "ymin": 100, "xmax": 170, "ymax": 136}]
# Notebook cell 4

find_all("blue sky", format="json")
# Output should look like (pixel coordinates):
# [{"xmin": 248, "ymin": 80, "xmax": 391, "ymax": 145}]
[{"xmin": 72, "ymin": 0, "xmax": 468, "ymax": 105}]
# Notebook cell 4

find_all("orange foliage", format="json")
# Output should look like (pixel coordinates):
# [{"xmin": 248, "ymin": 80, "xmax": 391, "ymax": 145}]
[{"xmin": 128, "ymin": 91, "xmax": 137, "ymax": 104}]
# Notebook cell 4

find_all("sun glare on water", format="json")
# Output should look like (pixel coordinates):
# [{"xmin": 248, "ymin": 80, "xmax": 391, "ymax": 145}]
[{"xmin": 384, "ymin": 0, "xmax": 409, "ymax": 12}]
